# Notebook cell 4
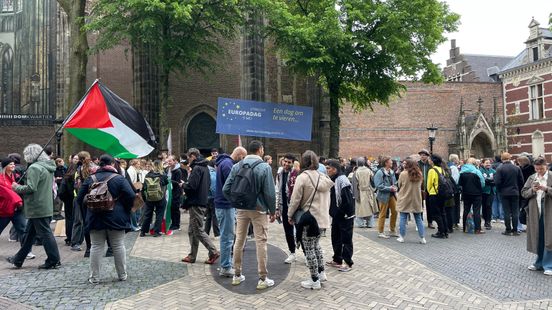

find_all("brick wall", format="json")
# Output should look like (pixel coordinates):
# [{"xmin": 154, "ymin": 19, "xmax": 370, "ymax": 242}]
[
  {"xmin": 0, "ymin": 126, "xmax": 56, "ymax": 158},
  {"xmin": 339, "ymin": 81, "xmax": 504, "ymax": 160}
]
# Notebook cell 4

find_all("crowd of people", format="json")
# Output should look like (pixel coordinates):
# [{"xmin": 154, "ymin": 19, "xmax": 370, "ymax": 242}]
[{"xmin": 1, "ymin": 142, "xmax": 551, "ymax": 291}]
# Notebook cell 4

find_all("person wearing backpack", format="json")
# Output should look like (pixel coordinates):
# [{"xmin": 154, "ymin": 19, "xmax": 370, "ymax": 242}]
[
  {"xmin": 140, "ymin": 160, "xmax": 168, "ymax": 237},
  {"xmin": 181, "ymin": 148, "xmax": 219, "ymax": 265},
  {"xmin": 204, "ymin": 160, "xmax": 220, "ymax": 237},
  {"xmin": 459, "ymin": 158, "xmax": 486, "ymax": 234},
  {"xmin": 76, "ymin": 154, "xmax": 135, "ymax": 284},
  {"xmin": 426, "ymin": 154, "xmax": 450, "ymax": 239},
  {"xmin": 222, "ymin": 140, "xmax": 277, "ymax": 290}
]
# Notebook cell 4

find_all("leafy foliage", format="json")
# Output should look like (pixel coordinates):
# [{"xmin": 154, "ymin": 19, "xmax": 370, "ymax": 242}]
[{"xmin": 259, "ymin": 0, "xmax": 460, "ymax": 111}]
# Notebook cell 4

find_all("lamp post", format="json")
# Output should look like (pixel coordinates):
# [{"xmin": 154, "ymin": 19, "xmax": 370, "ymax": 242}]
[{"xmin": 427, "ymin": 125, "xmax": 438, "ymax": 154}]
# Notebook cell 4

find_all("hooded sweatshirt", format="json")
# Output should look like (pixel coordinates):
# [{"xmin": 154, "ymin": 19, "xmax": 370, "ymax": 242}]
[
  {"xmin": 215, "ymin": 154, "xmax": 233, "ymax": 209},
  {"xmin": 13, "ymin": 160, "xmax": 56, "ymax": 219},
  {"xmin": 183, "ymin": 156, "xmax": 210, "ymax": 206}
]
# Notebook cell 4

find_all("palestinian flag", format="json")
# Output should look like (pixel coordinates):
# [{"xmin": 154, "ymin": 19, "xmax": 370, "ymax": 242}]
[{"xmin": 63, "ymin": 80, "xmax": 156, "ymax": 158}]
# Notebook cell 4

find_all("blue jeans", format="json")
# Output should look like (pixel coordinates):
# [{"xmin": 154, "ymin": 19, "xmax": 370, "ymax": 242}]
[
  {"xmin": 399, "ymin": 212, "xmax": 425, "ymax": 238},
  {"xmin": 492, "ymin": 194, "xmax": 504, "ymax": 220},
  {"xmin": 0, "ymin": 208, "xmax": 27, "ymax": 244},
  {"xmin": 215, "ymin": 208, "xmax": 235, "ymax": 269},
  {"xmin": 535, "ymin": 214, "xmax": 552, "ymax": 271}
]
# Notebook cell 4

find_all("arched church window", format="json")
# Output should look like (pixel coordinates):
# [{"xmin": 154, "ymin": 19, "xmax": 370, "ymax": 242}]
[
  {"xmin": 532, "ymin": 130, "xmax": 545, "ymax": 158},
  {"xmin": 1, "ymin": 44, "xmax": 13, "ymax": 113}
]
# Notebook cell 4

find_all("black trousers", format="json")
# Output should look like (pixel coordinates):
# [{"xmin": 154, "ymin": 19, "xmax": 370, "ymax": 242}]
[
  {"xmin": 427, "ymin": 195, "xmax": 447, "ymax": 234},
  {"xmin": 481, "ymin": 193, "xmax": 493, "ymax": 226},
  {"xmin": 445, "ymin": 206, "xmax": 454, "ymax": 231},
  {"xmin": 141, "ymin": 200, "xmax": 167, "ymax": 234},
  {"xmin": 170, "ymin": 197, "xmax": 181, "ymax": 230},
  {"xmin": 453, "ymin": 193, "xmax": 461, "ymax": 225},
  {"xmin": 463, "ymin": 194, "xmax": 482, "ymax": 231},
  {"xmin": 331, "ymin": 216, "xmax": 354, "ymax": 267},
  {"xmin": 501, "ymin": 195, "xmax": 520, "ymax": 233},
  {"xmin": 62, "ymin": 196, "xmax": 74, "ymax": 244},
  {"xmin": 13, "ymin": 217, "xmax": 60, "ymax": 266},
  {"xmin": 204, "ymin": 199, "xmax": 220, "ymax": 237},
  {"xmin": 282, "ymin": 203, "xmax": 296, "ymax": 254}
]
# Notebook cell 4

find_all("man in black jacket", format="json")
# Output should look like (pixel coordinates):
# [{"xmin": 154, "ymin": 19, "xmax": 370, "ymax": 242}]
[
  {"xmin": 181, "ymin": 148, "xmax": 219, "ymax": 264},
  {"xmin": 326, "ymin": 160, "xmax": 355, "ymax": 272},
  {"xmin": 494, "ymin": 152, "xmax": 524, "ymax": 236},
  {"xmin": 167, "ymin": 155, "xmax": 183, "ymax": 232}
]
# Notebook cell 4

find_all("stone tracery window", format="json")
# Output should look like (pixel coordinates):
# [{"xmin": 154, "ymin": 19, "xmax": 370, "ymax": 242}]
[{"xmin": 532, "ymin": 130, "xmax": 545, "ymax": 158}]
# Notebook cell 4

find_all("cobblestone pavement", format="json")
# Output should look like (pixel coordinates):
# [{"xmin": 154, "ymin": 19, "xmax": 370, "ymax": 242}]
[{"xmin": 1, "ymin": 211, "xmax": 552, "ymax": 309}]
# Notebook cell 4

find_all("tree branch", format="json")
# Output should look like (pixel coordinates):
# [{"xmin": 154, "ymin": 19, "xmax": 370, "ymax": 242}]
[{"xmin": 57, "ymin": 0, "xmax": 70, "ymax": 14}]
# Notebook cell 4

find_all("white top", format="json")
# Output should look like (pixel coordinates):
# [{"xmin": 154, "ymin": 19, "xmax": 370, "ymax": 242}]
[{"xmin": 535, "ymin": 172, "xmax": 548, "ymax": 216}]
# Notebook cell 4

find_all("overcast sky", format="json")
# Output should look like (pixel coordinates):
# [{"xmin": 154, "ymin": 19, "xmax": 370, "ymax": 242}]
[{"xmin": 431, "ymin": 0, "xmax": 552, "ymax": 67}]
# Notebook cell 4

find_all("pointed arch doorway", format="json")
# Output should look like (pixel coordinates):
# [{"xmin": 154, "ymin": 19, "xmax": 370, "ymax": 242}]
[{"xmin": 185, "ymin": 112, "xmax": 220, "ymax": 155}]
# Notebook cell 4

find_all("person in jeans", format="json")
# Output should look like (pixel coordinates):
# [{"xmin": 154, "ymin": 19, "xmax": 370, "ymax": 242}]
[
  {"xmin": 0, "ymin": 159, "xmax": 26, "ymax": 244},
  {"xmin": 325, "ymin": 159, "xmax": 355, "ymax": 272},
  {"xmin": 479, "ymin": 159, "xmax": 496, "ymax": 230},
  {"xmin": 7, "ymin": 144, "xmax": 61, "ymax": 269},
  {"xmin": 204, "ymin": 160, "xmax": 219, "ymax": 237},
  {"xmin": 214, "ymin": 147, "xmax": 246, "ymax": 277},
  {"xmin": 495, "ymin": 152, "xmax": 524, "ymax": 236},
  {"xmin": 181, "ymin": 148, "xmax": 219, "ymax": 264},
  {"xmin": 521, "ymin": 157, "xmax": 552, "ymax": 276},
  {"xmin": 140, "ymin": 160, "xmax": 168, "ymax": 237},
  {"xmin": 223, "ymin": 140, "xmax": 276, "ymax": 290},
  {"xmin": 275, "ymin": 153, "xmax": 298, "ymax": 264},
  {"xmin": 396, "ymin": 159, "xmax": 426, "ymax": 244},
  {"xmin": 374, "ymin": 156, "xmax": 398, "ymax": 239},
  {"xmin": 459, "ymin": 158, "xmax": 486, "ymax": 234},
  {"xmin": 76, "ymin": 154, "xmax": 135, "ymax": 284},
  {"xmin": 288, "ymin": 151, "xmax": 333, "ymax": 289}
]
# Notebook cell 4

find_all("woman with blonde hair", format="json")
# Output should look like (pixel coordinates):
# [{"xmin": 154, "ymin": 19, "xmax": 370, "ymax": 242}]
[
  {"xmin": 140, "ymin": 160, "xmax": 169, "ymax": 237},
  {"xmin": 396, "ymin": 159, "xmax": 426, "ymax": 244}
]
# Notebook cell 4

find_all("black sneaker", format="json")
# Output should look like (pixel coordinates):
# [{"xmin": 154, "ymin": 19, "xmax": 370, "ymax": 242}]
[
  {"xmin": 512, "ymin": 231, "xmax": 521, "ymax": 236},
  {"xmin": 502, "ymin": 231, "xmax": 513, "ymax": 236},
  {"xmin": 38, "ymin": 261, "xmax": 61, "ymax": 269},
  {"xmin": 431, "ymin": 233, "xmax": 446, "ymax": 239},
  {"xmin": 152, "ymin": 233, "xmax": 162, "ymax": 237},
  {"xmin": 6, "ymin": 257, "xmax": 22, "ymax": 269},
  {"xmin": 139, "ymin": 232, "xmax": 146, "ymax": 237}
]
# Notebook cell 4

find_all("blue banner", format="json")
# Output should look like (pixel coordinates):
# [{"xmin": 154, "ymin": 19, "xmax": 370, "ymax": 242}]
[{"xmin": 216, "ymin": 97, "xmax": 313, "ymax": 141}]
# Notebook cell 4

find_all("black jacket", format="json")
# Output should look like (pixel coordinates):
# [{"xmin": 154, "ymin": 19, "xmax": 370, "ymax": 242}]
[
  {"xmin": 494, "ymin": 162, "xmax": 524, "ymax": 197},
  {"xmin": 169, "ymin": 166, "xmax": 184, "ymax": 201},
  {"xmin": 520, "ymin": 164, "xmax": 536, "ymax": 183},
  {"xmin": 76, "ymin": 168, "xmax": 135, "ymax": 233},
  {"xmin": 458, "ymin": 172, "xmax": 483, "ymax": 196},
  {"xmin": 329, "ymin": 174, "xmax": 355, "ymax": 219},
  {"xmin": 183, "ymin": 157, "xmax": 210, "ymax": 207}
]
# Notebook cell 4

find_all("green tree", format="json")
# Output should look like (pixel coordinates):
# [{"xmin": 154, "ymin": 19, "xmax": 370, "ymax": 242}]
[
  {"xmin": 258, "ymin": 0, "xmax": 459, "ymax": 157},
  {"xmin": 87, "ymin": 0, "xmax": 246, "ymax": 148},
  {"xmin": 57, "ymin": 0, "xmax": 88, "ymax": 155}
]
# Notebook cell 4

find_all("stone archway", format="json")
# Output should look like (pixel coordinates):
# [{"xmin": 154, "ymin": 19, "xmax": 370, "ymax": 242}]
[
  {"xmin": 185, "ymin": 112, "xmax": 219, "ymax": 154},
  {"xmin": 470, "ymin": 132, "xmax": 494, "ymax": 158}
]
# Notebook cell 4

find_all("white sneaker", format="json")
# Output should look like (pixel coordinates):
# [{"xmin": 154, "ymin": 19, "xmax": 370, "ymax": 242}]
[
  {"xmin": 284, "ymin": 253, "xmax": 296, "ymax": 264},
  {"xmin": 396, "ymin": 236, "xmax": 404, "ymax": 243},
  {"xmin": 420, "ymin": 237, "xmax": 427, "ymax": 244},
  {"xmin": 319, "ymin": 271, "xmax": 328, "ymax": 282},
  {"xmin": 544, "ymin": 270, "xmax": 552, "ymax": 276},
  {"xmin": 232, "ymin": 274, "xmax": 245, "ymax": 286},
  {"xmin": 528, "ymin": 265, "xmax": 539, "ymax": 271},
  {"xmin": 389, "ymin": 231, "xmax": 399, "ymax": 237},
  {"xmin": 378, "ymin": 233, "xmax": 389, "ymax": 239},
  {"xmin": 26, "ymin": 252, "xmax": 36, "ymax": 259},
  {"xmin": 499, "ymin": 220, "xmax": 505, "ymax": 223},
  {"xmin": 301, "ymin": 278, "xmax": 321, "ymax": 290},
  {"xmin": 256, "ymin": 278, "xmax": 275, "ymax": 290},
  {"xmin": 491, "ymin": 219, "xmax": 497, "ymax": 223}
]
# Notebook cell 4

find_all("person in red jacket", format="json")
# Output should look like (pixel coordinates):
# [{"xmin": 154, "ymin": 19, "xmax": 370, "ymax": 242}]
[{"xmin": 0, "ymin": 158, "xmax": 25, "ymax": 244}]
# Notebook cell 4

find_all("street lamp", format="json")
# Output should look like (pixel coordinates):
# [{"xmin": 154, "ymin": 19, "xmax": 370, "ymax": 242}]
[{"xmin": 427, "ymin": 124, "xmax": 438, "ymax": 154}]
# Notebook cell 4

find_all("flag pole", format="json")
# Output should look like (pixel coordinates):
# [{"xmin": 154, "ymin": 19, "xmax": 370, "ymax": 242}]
[{"xmin": 16, "ymin": 79, "xmax": 101, "ymax": 183}]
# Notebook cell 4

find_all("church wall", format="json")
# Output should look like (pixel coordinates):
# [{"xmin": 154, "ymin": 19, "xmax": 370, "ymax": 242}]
[{"xmin": 339, "ymin": 81, "xmax": 503, "ymax": 160}]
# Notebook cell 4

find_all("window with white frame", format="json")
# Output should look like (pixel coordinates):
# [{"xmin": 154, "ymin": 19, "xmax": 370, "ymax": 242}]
[
  {"xmin": 530, "ymin": 84, "xmax": 544, "ymax": 120},
  {"xmin": 515, "ymin": 102, "xmax": 520, "ymax": 114},
  {"xmin": 532, "ymin": 131, "xmax": 545, "ymax": 158}
]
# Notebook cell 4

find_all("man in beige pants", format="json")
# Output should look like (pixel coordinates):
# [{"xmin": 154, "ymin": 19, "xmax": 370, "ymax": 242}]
[{"xmin": 223, "ymin": 140, "xmax": 276, "ymax": 290}]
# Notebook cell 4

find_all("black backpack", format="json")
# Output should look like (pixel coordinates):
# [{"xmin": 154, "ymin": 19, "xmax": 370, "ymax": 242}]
[
  {"xmin": 432, "ymin": 168, "xmax": 455, "ymax": 201},
  {"xmin": 230, "ymin": 160, "xmax": 263, "ymax": 210}
]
